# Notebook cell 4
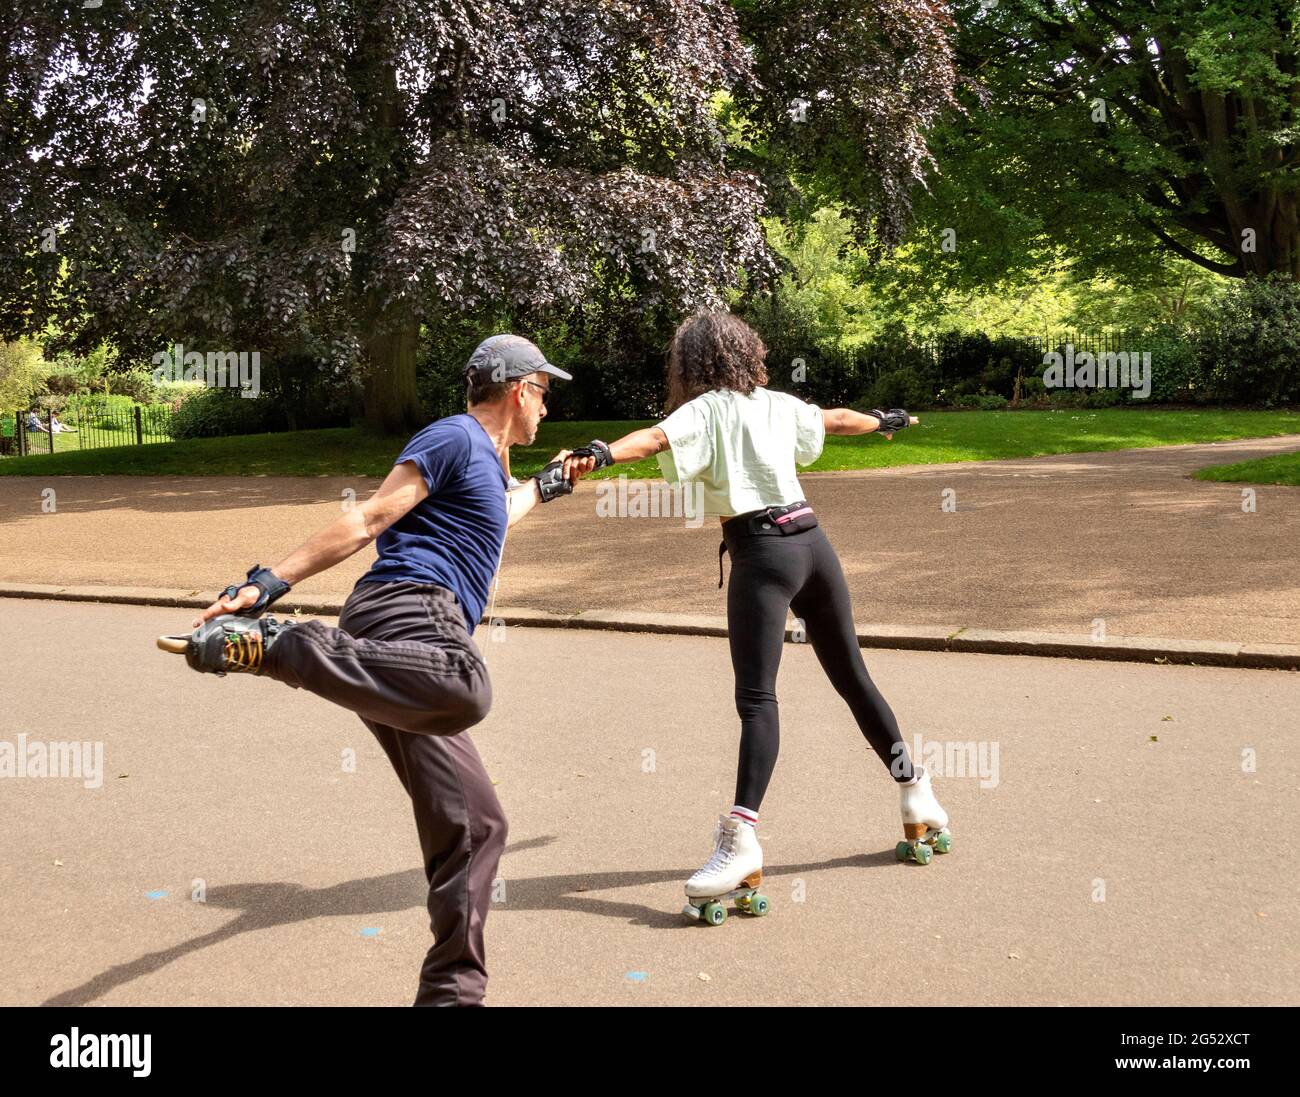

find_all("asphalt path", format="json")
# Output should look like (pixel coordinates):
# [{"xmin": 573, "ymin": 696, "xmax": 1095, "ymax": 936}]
[
  {"xmin": 1, "ymin": 436, "xmax": 1298, "ymax": 644},
  {"xmin": 2, "ymin": 598, "xmax": 1294, "ymax": 1006}
]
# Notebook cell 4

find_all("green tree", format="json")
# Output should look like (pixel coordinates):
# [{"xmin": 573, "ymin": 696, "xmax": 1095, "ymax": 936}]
[
  {"xmin": 1, "ymin": 1, "xmax": 958, "ymax": 432},
  {"xmin": 0, "ymin": 338, "xmax": 48, "ymax": 410},
  {"xmin": 932, "ymin": 1, "xmax": 1300, "ymax": 283}
]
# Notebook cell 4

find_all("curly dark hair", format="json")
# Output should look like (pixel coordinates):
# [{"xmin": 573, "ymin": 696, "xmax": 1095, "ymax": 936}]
[{"xmin": 665, "ymin": 311, "xmax": 768, "ymax": 411}]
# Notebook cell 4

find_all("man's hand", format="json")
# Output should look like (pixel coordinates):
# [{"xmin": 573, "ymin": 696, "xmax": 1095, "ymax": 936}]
[
  {"xmin": 194, "ymin": 583, "xmax": 261, "ymax": 626},
  {"xmin": 533, "ymin": 447, "xmax": 600, "ymax": 502},
  {"xmin": 533, "ymin": 452, "xmax": 575, "ymax": 501},
  {"xmin": 192, "ymin": 564, "xmax": 291, "ymax": 626},
  {"xmin": 562, "ymin": 448, "xmax": 599, "ymax": 481}
]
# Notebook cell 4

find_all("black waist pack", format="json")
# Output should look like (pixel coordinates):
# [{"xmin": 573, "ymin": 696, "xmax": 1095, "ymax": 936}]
[{"xmin": 718, "ymin": 501, "xmax": 819, "ymax": 585}]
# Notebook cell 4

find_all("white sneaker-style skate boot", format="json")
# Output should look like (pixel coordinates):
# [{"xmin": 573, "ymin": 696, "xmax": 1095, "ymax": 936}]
[
  {"xmin": 682, "ymin": 815, "xmax": 769, "ymax": 926},
  {"xmin": 896, "ymin": 766, "xmax": 952, "ymax": 865}
]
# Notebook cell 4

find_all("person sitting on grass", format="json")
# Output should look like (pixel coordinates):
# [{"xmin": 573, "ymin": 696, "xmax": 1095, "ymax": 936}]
[{"xmin": 25, "ymin": 410, "xmax": 48, "ymax": 433}]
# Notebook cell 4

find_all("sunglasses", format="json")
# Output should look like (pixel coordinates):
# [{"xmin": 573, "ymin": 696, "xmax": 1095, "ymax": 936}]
[{"xmin": 521, "ymin": 380, "xmax": 552, "ymax": 404}]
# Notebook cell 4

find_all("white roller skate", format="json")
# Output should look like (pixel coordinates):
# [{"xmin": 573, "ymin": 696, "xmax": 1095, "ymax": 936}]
[
  {"xmin": 896, "ymin": 766, "xmax": 951, "ymax": 865},
  {"xmin": 682, "ymin": 815, "xmax": 769, "ymax": 926}
]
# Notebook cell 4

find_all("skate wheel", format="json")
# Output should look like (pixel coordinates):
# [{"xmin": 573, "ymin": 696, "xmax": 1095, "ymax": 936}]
[
  {"xmin": 913, "ymin": 843, "xmax": 933, "ymax": 865},
  {"xmin": 702, "ymin": 901, "xmax": 727, "ymax": 926},
  {"xmin": 933, "ymin": 831, "xmax": 952, "ymax": 855},
  {"xmin": 747, "ymin": 893, "xmax": 770, "ymax": 917},
  {"xmin": 157, "ymin": 635, "xmax": 189, "ymax": 654},
  {"xmin": 895, "ymin": 841, "xmax": 911, "ymax": 862}
]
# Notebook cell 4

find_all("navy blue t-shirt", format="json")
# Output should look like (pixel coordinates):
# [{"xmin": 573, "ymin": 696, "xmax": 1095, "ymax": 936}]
[{"xmin": 359, "ymin": 414, "xmax": 508, "ymax": 629}]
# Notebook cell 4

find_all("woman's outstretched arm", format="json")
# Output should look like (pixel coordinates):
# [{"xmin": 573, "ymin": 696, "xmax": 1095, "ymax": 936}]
[
  {"xmin": 569, "ymin": 427, "xmax": 671, "ymax": 468},
  {"xmin": 607, "ymin": 427, "xmax": 671, "ymax": 463},
  {"xmin": 823, "ymin": 408, "xmax": 919, "ymax": 438}
]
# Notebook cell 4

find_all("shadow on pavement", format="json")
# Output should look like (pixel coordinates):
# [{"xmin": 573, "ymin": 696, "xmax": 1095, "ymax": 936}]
[{"xmin": 40, "ymin": 845, "xmax": 897, "ymax": 1004}]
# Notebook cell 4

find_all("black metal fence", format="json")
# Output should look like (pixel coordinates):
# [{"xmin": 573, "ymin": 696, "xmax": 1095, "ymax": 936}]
[{"xmin": 1, "ymin": 404, "xmax": 175, "ymax": 458}]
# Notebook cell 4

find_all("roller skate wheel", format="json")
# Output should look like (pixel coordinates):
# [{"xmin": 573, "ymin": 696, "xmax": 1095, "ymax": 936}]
[
  {"xmin": 895, "ymin": 841, "xmax": 911, "ymax": 862},
  {"xmin": 702, "ymin": 901, "xmax": 727, "ymax": 926},
  {"xmin": 913, "ymin": 843, "xmax": 933, "ymax": 865},
  {"xmin": 933, "ymin": 831, "xmax": 952, "ymax": 855},
  {"xmin": 747, "ymin": 893, "xmax": 770, "ymax": 917}
]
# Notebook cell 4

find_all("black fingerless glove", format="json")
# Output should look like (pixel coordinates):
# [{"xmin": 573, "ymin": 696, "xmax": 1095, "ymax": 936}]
[
  {"xmin": 220, "ymin": 564, "xmax": 291, "ymax": 616},
  {"xmin": 570, "ymin": 439, "xmax": 614, "ymax": 469},
  {"xmin": 870, "ymin": 408, "xmax": 911, "ymax": 433},
  {"xmin": 533, "ymin": 460, "xmax": 574, "ymax": 502}
]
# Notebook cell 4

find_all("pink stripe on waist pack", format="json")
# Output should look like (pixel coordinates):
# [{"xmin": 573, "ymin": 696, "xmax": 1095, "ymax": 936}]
[{"xmin": 774, "ymin": 507, "xmax": 813, "ymax": 524}]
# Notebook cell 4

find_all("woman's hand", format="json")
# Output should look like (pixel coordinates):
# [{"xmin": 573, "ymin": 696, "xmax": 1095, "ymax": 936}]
[{"xmin": 880, "ymin": 415, "xmax": 920, "ymax": 441}]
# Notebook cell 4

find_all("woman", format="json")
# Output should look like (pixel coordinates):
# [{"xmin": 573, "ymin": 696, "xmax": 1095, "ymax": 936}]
[{"xmin": 571, "ymin": 311, "xmax": 950, "ymax": 921}]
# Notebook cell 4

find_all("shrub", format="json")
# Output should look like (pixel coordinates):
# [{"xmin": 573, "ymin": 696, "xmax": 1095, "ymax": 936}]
[
  {"xmin": 861, "ymin": 366, "xmax": 937, "ymax": 410},
  {"xmin": 951, "ymin": 393, "xmax": 1009, "ymax": 410},
  {"xmin": 1080, "ymin": 385, "xmax": 1129, "ymax": 408},
  {"xmin": 155, "ymin": 380, "xmax": 205, "ymax": 406},
  {"xmin": 169, "ymin": 386, "xmax": 281, "ymax": 439},
  {"xmin": 106, "ymin": 368, "xmax": 163, "ymax": 404},
  {"xmin": 61, "ymin": 393, "xmax": 131, "ymax": 429},
  {"xmin": 1047, "ymin": 389, "xmax": 1089, "ymax": 408},
  {"xmin": 1133, "ymin": 326, "xmax": 1204, "ymax": 403},
  {"xmin": 0, "ymin": 339, "xmax": 50, "ymax": 408},
  {"xmin": 1198, "ymin": 273, "xmax": 1300, "ymax": 404}
]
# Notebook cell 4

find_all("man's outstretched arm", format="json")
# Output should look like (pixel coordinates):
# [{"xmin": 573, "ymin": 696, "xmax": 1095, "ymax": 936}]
[
  {"xmin": 193, "ymin": 461, "xmax": 430, "ymax": 624},
  {"xmin": 504, "ymin": 447, "xmax": 608, "ymax": 527}
]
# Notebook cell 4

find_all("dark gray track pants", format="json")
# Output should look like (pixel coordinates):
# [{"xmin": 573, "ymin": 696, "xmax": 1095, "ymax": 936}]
[{"xmin": 263, "ymin": 580, "xmax": 506, "ymax": 1006}]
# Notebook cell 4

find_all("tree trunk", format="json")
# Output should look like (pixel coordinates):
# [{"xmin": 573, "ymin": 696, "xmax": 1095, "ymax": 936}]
[{"xmin": 362, "ymin": 296, "xmax": 423, "ymax": 434}]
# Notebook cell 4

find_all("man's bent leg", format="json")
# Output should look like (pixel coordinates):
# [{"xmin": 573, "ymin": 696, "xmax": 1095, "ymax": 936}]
[{"xmin": 263, "ymin": 581, "xmax": 490, "ymax": 736}]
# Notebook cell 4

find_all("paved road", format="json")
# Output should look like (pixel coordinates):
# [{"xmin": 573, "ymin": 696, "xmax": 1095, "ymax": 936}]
[
  {"xmin": 2, "ymin": 598, "xmax": 1295, "ymax": 1006},
  {"xmin": 1, "ymin": 436, "xmax": 1298, "ymax": 643}
]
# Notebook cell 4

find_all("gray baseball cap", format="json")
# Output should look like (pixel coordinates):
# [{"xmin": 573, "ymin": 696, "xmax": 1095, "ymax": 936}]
[{"xmin": 464, "ymin": 334, "xmax": 573, "ymax": 383}]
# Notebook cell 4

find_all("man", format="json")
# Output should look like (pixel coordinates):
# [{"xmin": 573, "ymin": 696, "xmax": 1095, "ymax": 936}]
[{"xmin": 163, "ymin": 334, "xmax": 595, "ymax": 1005}]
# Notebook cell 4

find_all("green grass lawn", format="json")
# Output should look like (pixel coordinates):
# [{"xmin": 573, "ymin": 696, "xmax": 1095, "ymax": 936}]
[
  {"xmin": 1193, "ymin": 450, "xmax": 1300, "ymax": 487},
  {"xmin": 1, "ymin": 407, "xmax": 1298, "ymax": 479}
]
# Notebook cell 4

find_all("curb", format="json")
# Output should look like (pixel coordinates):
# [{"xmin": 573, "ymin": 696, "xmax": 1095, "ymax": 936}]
[{"xmin": 2, "ymin": 582, "xmax": 1296, "ymax": 671}]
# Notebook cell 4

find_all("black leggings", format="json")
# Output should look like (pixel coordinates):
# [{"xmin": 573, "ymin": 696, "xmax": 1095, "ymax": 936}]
[{"xmin": 724, "ymin": 521, "xmax": 913, "ymax": 810}]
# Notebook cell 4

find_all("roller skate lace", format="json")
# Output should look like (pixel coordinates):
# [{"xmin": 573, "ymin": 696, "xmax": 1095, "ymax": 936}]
[
  {"xmin": 700, "ymin": 825, "xmax": 738, "ymax": 876},
  {"xmin": 223, "ymin": 627, "xmax": 265, "ymax": 672}
]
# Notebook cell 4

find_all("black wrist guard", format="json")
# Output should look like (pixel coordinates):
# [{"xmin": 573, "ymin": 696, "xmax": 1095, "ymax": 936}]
[
  {"xmin": 871, "ymin": 408, "xmax": 911, "ymax": 433},
  {"xmin": 533, "ymin": 460, "xmax": 573, "ymax": 502},
  {"xmin": 570, "ymin": 439, "xmax": 614, "ymax": 469},
  {"xmin": 220, "ymin": 564, "xmax": 291, "ymax": 616}
]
